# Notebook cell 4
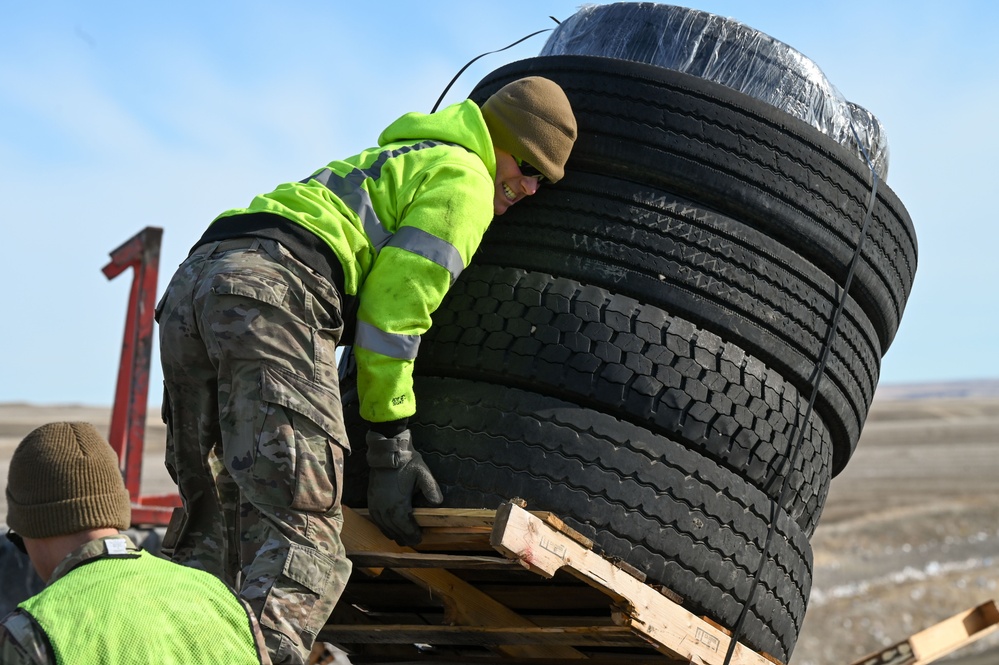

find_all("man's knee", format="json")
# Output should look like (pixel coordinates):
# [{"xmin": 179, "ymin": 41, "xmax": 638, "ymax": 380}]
[{"xmin": 241, "ymin": 535, "xmax": 351, "ymax": 654}]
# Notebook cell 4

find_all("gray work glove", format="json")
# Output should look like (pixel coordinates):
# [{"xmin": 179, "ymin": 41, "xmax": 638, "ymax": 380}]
[{"xmin": 366, "ymin": 429, "xmax": 443, "ymax": 546}]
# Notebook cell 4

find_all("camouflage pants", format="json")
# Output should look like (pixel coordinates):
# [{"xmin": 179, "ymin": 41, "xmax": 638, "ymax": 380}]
[{"xmin": 156, "ymin": 237, "xmax": 353, "ymax": 665}]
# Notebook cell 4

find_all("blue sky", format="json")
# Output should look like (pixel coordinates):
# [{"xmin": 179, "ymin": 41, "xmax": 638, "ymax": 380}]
[{"xmin": 1, "ymin": 1, "xmax": 996, "ymax": 406}]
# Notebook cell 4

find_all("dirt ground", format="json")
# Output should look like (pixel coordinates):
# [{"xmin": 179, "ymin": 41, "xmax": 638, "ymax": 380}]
[
  {"xmin": 1, "ymin": 389, "xmax": 996, "ymax": 665},
  {"xmin": 794, "ymin": 393, "xmax": 999, "ymax": 665}
]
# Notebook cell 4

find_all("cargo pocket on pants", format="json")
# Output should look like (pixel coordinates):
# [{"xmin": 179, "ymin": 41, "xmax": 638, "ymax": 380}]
[
  {"xmin": 260, "ymin": 541, "xmax": 342, "ymax": 643},
  {"xmin": 255, "ymin": 364, "xmax": 346, "ymax": 513}
]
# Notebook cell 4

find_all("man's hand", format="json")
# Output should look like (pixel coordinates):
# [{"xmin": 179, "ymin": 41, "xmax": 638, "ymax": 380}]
[{"xmin": 365, "ymin": 429, "xmax": 443, "ymax": 546}]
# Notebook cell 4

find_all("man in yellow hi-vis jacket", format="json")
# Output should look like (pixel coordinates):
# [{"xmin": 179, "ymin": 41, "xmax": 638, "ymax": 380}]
[{"xmin": 156, "ymin": 76, "xmax": 577, "ymax": 664}]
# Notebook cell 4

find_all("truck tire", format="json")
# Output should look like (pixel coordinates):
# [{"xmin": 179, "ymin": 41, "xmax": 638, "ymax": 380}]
[
  {"xmin": 417, "ymin": 265, "xmax": 832, "ymax": 533},
  {"xmin": 475, "ymin": 172, "xmax": 880, "ymax": 473},
  {"xmin": 470, "ymin": 55, "xmax": 917, "ymax": 354},
  {"xmin": 341, "ymin": 377, "xmax": 812, "ymax": 661}
]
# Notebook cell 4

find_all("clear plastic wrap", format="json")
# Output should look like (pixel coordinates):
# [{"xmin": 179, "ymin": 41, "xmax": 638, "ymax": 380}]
[{"xmin": 540, "ymin": 2, "xmax": 889, "ymax": 179}]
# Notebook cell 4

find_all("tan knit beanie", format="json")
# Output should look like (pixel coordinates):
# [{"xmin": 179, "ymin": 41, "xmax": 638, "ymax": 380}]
[
  {"xmin": 5, "ymin": 422, "xmax": 131, "ymax": 538},
  {"xmin": 481, "ymin": 76, "xmax": 577, "ymax": 183}
]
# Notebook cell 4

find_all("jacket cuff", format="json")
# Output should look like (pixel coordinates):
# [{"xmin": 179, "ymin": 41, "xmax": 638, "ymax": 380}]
[{"xmin": 366, "ymin": 417, "xmax": 409, "ymax": 438}]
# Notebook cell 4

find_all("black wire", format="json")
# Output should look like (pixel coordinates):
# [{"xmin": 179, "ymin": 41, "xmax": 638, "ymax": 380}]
[
  {"xmin": 430, "ymin": 25, "xmax": 556, "ymax": 113},
  {"xmin": 720, "ymin": 125, "xmax": 880, "ymax": 665}
]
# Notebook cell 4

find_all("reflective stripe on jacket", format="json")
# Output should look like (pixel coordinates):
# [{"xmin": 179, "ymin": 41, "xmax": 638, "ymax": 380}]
[{"xmin": 213, "ymin": 100, "xmax": 496, "ymax": 422}]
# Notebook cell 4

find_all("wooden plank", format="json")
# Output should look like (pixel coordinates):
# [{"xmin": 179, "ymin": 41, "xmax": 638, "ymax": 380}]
[
  {"xmin": 327, "ymin": 624, "xmax": 650, "ymax": 647},
  {"xmin": 490, "ymin": 502, "xmax": 780, "ymax": 665},
  {"xmin": 349, "ymin": 506, "xmax": 596, "ymax": 552},
  {"xmin": 350, "ymin": 507, "xmax": 550, "ymax": 530},
  {"xmin": 532, "ymin": 511, "xmax": 594, "ymax": 550},
  {"xmin": 342, "ymin": 580, "xmax": 612, "ymax": 613},
  {"xmin": 340, "ymin": 506, "xmax": 587, "ymax": 661},
  {"xmin": 847, "ymin": 600, "xmax": 999, "ymax": 665},
  {"xmin": 348, "ymin": 552, "xmax": 523, "ymax": 570}
]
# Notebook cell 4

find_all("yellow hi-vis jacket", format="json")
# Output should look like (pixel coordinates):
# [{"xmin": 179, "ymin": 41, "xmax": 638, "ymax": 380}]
[{"xmin": 214, "ymin": 100, "xmax": 497, "ymax": 423}]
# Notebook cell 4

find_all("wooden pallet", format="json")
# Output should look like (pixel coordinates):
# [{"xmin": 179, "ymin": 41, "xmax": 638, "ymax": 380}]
[
  {"xmin": 847, "ymin": 600, "xmax": 999, "ymax": 665},
  {"xmin": 319, "ymin": 501, "xmax": 782, "ymax": 664}
]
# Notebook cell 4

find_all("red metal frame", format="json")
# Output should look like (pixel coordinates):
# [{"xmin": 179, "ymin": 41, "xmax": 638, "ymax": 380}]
[{"xmin": 103, "ymin": 226, "xmax": 180, "ymax": 526}]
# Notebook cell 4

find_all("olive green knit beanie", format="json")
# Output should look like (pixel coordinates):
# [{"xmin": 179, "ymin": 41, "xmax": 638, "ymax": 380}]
[
  {"xmin": 481, "ymin": 76, "xmax": 577, "ymax": 183},
  {"xmin": 5, "ymin": 422, "xmax": 131, "ymax": 538}
]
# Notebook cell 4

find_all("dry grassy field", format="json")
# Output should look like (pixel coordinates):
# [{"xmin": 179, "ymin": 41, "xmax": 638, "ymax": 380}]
[{"xmin": 2, "ymin": 384, "xmax": 997, "ymax": 665}]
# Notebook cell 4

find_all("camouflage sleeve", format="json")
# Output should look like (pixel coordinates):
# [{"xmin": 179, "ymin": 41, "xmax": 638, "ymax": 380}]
[
  {"xmin": 238, "ymin": 597, "xmax": 273, "ymax": 665},
  {"xmin": 0, "ymin": 611, "xmax": 52, "ymax": 665}
]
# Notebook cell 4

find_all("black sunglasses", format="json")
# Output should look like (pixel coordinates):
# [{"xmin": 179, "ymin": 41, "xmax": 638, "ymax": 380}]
[
  {"xmin": 6, "ymin": 529, "xmax": 27, "ymax": 555},
  {"xmin": 518, "ymin": 161, "xmax": 548, "ymax": 184}
]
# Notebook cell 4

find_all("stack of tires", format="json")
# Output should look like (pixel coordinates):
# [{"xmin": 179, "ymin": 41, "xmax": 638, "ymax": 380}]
[{"xmin": 342, "ymin": 4, "xmax": 917, "ymax": 661}]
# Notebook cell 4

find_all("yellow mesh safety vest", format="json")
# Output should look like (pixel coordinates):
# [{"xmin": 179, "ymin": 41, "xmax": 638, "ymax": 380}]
[{"xmin": 19, "ymin": 550, "xmax": 262, "ymax": 664}]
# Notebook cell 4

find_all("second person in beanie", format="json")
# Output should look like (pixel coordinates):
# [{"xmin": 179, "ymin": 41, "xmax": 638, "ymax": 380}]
[
  {"xmin": 156, "ymin": 77, "xmax": 576, "ymax": 664},
  {"xmin": 1, "ymin": 422, "xmax": 271, "ymax": 664}
]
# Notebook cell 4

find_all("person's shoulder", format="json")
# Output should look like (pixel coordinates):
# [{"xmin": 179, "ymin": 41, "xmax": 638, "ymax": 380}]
[
  {"xmin": 0, "ymin": 610, "xmax": 52, "ymax": 665},
  {"xmin": 50, "ymin": 534, "xmax": 140, "ymax": 582}
]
